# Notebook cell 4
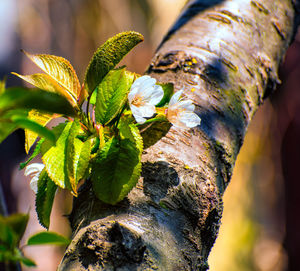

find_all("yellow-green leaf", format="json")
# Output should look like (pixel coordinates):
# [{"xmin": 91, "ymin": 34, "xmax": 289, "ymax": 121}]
[
  {"xmin": 20, "ymin": 138, "xmax": 45, "ymax": 169},
  {"xmin": 75, "ymin": 137, "xmax": 92, "ymax": 182},
  {"xmin": 84, "ymin": 31, "xmax": 143, "ymax": 94},
  {"xmin": 25, "ymin": 110, "xmax": 55, "ymax": 154},
  {"xmin": 66, "ymin": 120, "xmax": 81, "ymax": 193},
  {"xmin": 66, "ymin": 122, "xmax": 92, "ymax": 193},
  {"xmin": 12, "ymin": 73, "xmax": 77, "ymax": 106},
  {"xmin": 22, "ymin": 51, "xmax": 81, "ymax": 100},
  {"xmin": 42, "ymin": 122, "xmax": 73, "ymax": 190}
]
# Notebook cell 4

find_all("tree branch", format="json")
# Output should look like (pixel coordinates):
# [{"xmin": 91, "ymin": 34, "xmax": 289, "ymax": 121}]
[{"xmin": 58, "ymin": 0, "xmax": 299, "ymax": 270}]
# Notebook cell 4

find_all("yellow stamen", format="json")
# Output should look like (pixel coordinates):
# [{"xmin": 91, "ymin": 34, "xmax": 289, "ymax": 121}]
[{"xmin": 131, "ymin": 95, "xmax": 145, "ymax": 107}]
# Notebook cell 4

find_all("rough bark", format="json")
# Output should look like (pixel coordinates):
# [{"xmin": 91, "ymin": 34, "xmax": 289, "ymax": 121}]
[{"xmin": 58, "ymin": 0, "xmax": 299, "ymax": 270}]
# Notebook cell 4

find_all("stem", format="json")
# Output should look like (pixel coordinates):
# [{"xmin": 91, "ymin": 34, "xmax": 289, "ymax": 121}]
[
  {"xmin": 86, "ymin": 96, "xmax": 91, "ymax": 127},
  {"xmin": 0, "ymin": 179, "xmax": 7, "ymax": 216}
]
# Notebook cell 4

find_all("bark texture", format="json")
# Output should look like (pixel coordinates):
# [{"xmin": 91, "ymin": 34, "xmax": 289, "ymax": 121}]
[{"xmin": 59, "ymin": 0, "xmax": 299, "ymax": 270}]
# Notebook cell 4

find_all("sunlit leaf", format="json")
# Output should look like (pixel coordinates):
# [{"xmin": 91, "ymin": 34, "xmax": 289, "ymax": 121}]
[
  {"xmin": 20, "ymin": 138, "xmax": 45, "ymax": 169},
  {"xmin": 35, "ymin": 169, "xmax": 57, "ymax": 229},
  {"xmin": 89, "ymin": 89, "xmax": 97, "ymax": 105},
  {"xmin": 24, "ymin": 110, "xmax": 54, "ymax": 154},
  {"xmin": 0, "ymin": 87, "xmax": 76, "ymax": 117},
  {"xmin": 90, "ymin": 70, "xmax": 135, "ymax": 106},
  {"xmin": 42, "ymin": 122, "xmax": 73, "ymax": 190},
  {"xmin": 95, "ymin": 68, "xmax": 134, "ymax": 125},
  {"xmin": 40, "ymin": 122, "xmax": 67, "ymax": 155},
  {"xmin": 75, "ymin": 137, "xmax": 92, "ymax": 183},
  {"xmin": 22, "ymin": 51, "xmax": 81, "ymax": 99},
  {"xmin": 12, "ymin": 73, "xmax": 77, "ymax": 106},
  {"xmin": 27, "ymin": 231, "xmax": 70, "ymax": 246},
  {"xmin": 91, "ymin": 136, "xmax": 140, "ymax": 204},
  {"xmin": 66, "ymin": 121, "xmax": 92, "ymax": 192},
  {"xmin": 118, "ymin": 116, "xmax": 143, "ymax": 155},
  {"xmin": 84, "ymin": 31, "xmax": 143, "ymax": 93},
  {"xmin": 66, "ymin": 120, "xmax": 81, "ymax": 193}
]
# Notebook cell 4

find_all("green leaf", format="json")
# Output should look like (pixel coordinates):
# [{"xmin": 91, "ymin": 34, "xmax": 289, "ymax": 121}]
[
  {"xmin": 118, "ymin": 116, "xmax": 143, "ymax": 153},
  {"xmin": 84, "ymin": 31, "xmax": 143, "ymax": 93},
  {"xmin": 4, "ymin": 214, "xmax": 29, "ymax": 244},
  {"xmin": 91, "ymin": 136, "xmax": 141, "ymax": 204},
  {"xmin": 156, "ymin": 83, "xmax": 174, "ymax": 107},
  {"xmin": 10, "ymin": 115, "xmax": 55, "ymax": 143},
  {"xmin": 27, "ymin": 231, "xmax": 70, "ymax": 246},
  {"xmin": 95, "ymin": 68, "xmax": 134, "ymax": 125},
  {"xmin": 66, "ymin": 120, "xmax": 81, "ymax": 193},
  {"xmin": 0, "ymin": 87, "xmax": 76, "ymax": 117},
  {"xmin": 20, "ymin": 138, "xmax": 45, "ymax": 169},
  {"xmin": 35, "ymin": 169, "xmax": 57, "ymax": 229},
  {"xmin": 22, "ymin": 51, "xmax": 81, "ymax": 100},
  {"xmin": 42, "ymin": 122, "xmax": 73, "ymax": 189},
  {"xmin": 75, "ymin": 137, "xmax": 92, "ymax": 183},
  {"xmin": 19, "ymin": 256, "xmax": 36, "ymax": 267},
  {"xmin": 0, "ymin": 216, "xmax": 16, "ymax": 248}
]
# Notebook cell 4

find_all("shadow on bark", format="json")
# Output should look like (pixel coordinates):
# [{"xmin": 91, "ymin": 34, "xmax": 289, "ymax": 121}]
[{"xmin": 142, "ymin": 161, "xmax": 179, "ymax": 202}]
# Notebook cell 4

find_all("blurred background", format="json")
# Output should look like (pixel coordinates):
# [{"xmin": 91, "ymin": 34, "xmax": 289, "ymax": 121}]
[{"xmin": 0, "ymin": 0, "xmax": 299, "ymax": 270}]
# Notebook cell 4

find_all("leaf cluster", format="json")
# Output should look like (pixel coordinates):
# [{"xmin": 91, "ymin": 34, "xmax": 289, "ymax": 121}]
[
  {"xmin": 0, "ymin": 213, "xmax": 69, "ymax": 267},
  {"xmin": 0, "ymin": 31, "xmax": 174, "ymax": 231}
]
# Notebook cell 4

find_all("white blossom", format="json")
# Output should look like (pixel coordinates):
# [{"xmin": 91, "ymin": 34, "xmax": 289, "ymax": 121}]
[
  {"xmin": 24, "ymin": 163, "xmax": 45, "ymax": 193},
  {"xmin": 128, "ymin": 75, "xmax": 164, "ymax": 124},
  {"xmin": 167, "ymin": 90, "xmax": 201, "ymax": 129}
]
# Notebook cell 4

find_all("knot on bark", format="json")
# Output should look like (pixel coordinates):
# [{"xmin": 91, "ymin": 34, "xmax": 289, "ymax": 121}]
[{"xmin": 77, "ymin": 221, "xmax": 146, "ymax": 270}]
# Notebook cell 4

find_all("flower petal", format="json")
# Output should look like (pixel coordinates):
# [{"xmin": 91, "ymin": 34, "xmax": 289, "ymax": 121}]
[
  {"xmin": 178, "ymin": 112, "xmax": 201, "ymax": 128},
  {"xmin": 147, "ymin": 85, "xmax": 164, "ymax": 105},
  {"xmin": 24, "ymin": 163, "xmax": 45, "ymax": 176},
  {"xmin": 134, "ymin": 114, "xmax": 147, "ymax": 124},
  {"xmin": 169, "ymin": 90, "xmax": 183, "ymax": 106},
  {"xmin": 176, "ymin": 100, "xmax": 195, "ymax": 112},
  {"xmin": 130, "ymin": 105, "xmax": 147, "ymax": 123},
  {"xmin": 132, "ymin": 75, "xmax": 156, "ymax": 91},
  {"xmin": 137, "ymin": 104, "xmax": 156, "ymax": 118},
  {"xmin": 128, "ymin": 85, "xmax": 139, "ymax": 102},
  {"xmin": 30, "ymin": 176, "xmax": 39, "ymax": 193},
  {"xmin": 24, "ymin": 163, "xmax": 44, "ymax": 193}
]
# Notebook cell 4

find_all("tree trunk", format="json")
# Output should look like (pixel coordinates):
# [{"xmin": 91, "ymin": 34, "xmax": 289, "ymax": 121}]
[{"xmin": 58, "ymin": 0, "xmax": 300, "ymax": 270}]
